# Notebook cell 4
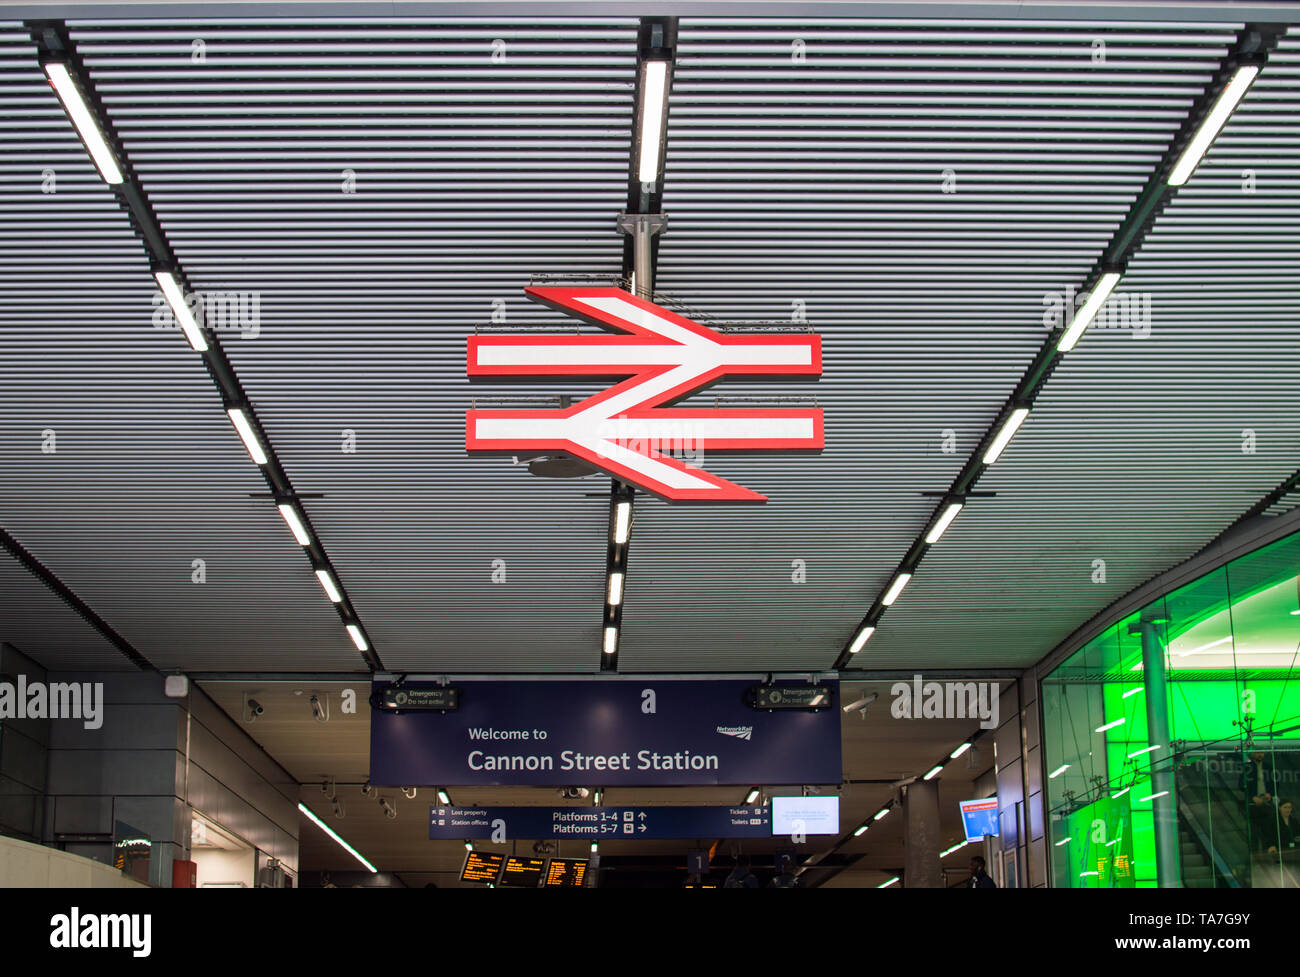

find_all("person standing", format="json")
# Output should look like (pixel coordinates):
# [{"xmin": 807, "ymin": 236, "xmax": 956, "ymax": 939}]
[
  {"xmin": 1242, "ymin": 750, "xmax": 1278, "ymax": 805},
  {"xmin": 968, "ymin": 855, "xmax": 997, "ymax": 888}
]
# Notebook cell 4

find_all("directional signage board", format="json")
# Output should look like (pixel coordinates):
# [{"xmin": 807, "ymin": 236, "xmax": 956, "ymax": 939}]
[
  {"xmin": 429, "ymin": 806, "xmax": 772, "ymax": 841},
  {"xmin": 467, "ymin": 286, "xmax": 823, "ymax": 503},
  {"xmin": 370, "ymin": 678, "xmax": 841, "ymax": 787}
]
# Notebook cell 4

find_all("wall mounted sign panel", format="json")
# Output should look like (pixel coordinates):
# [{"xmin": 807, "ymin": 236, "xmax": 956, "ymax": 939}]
[{"xmin": 371, "ymin": 678, "xmax": 841, "ymax": 786}]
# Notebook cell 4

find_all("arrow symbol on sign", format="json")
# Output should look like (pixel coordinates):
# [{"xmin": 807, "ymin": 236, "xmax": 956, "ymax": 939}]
[{"xmin": 466, "ymin": 286, "xmax": 823, "ymax": 502}]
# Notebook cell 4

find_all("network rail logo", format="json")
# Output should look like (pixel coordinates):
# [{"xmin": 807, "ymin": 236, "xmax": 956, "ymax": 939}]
[{"xmin": 716, "ymin": 725, "xmax": 753, "ymax": 741}]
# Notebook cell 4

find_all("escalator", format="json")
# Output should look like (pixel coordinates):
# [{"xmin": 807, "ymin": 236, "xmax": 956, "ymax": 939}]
[{"xmin": 1177, "ymin": 746, "xmax": 1299, "ymax": 888}]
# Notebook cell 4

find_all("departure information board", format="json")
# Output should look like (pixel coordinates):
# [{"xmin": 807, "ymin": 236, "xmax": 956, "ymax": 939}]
[
  {"xmin": 460, "ymin": 850, "xmax": 505, "ymax": 884},
  {"xmin": 499, "ymin": 856, "xmax": 547, "ymax": 887},
  {"xmin": 543, "ymin": 857, "xmax": 588, "ymax": 888}
]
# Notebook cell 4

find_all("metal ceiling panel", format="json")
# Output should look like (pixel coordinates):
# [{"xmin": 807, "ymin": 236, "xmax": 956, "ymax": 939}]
[
  {"xmin": 0, "ymin": 545, "xmax": 133, "ymax": 671},
  {"xmin": 622, "ymin": 17, "xmax": 1248, "ymax": 671},
  {"xmin": 1, "ymin": 16, "xmax": 1297, "ymax": 680},
  {"xmin": 62, "ymin": 19, "xmax": 641, "ymax": 670},
  {"xmin": 863, "ymin": 26, "xmax": 1300, "ymax": 668},
  {"xmin": 0, "ymin": 22, "xmax": 366, "ymax": 672}
]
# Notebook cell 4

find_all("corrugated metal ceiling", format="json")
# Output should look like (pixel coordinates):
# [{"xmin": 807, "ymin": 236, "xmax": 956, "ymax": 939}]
[{"xmin": 0, "ymin": 16, "xmax": 1297, "ymax": 676}]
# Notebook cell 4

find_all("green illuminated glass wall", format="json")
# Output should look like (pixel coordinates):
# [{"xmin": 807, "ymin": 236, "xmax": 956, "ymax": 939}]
[{"xmin": 1042, "ymin": 530, "xmax": 1300, "ymax": 888}]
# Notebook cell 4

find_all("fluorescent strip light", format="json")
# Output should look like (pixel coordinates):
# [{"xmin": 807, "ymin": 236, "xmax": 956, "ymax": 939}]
[
  {"xmin": 1168, "ymin": 65, "xmax": 1260, "ymax": 187},
  {"xmin": 1095, "ymin": 718, "xmax": 1126, "ymax": 733},
  {"xmin": 950, "ymin": 742, "xmax": 972, "ymax": 759},
  {"xmin": 983, "ymin": 407, "xmax": 1030, "ymax": 464},
  {"xmin": 878, "ymin": 876, "xmax": 900, "ymax": 888},
  {"xmin": 154, "ymin": 270, "xmax": 208, "ymax": 352},
  {"xmin": 315, "ymin": 569, "xmax": 342, "ymax": 603},
  {"xmin": 226, "ymin": 408, "xmax": 267, "ymax": 465},
  {"xmin": 924, "ymin": 502, "xmax": 963, "ymax": 545},
  {"xmin": 1049, "ymin": 764, "xmax": 1070, "ymax": 779},
  {"xmin": 1079, "ymin": 871, "xmax": 1099, "ymax": 878},
  {"xmin": 278, "ymin": 504, "xmax": 310, "ymax": 546},
  {"xmin": 603, "ymin": 626, "xmax": 618, "ymax": 656},
  {"xmin": 1112, "ymin": 786, "xmax": 1132, "ymax": 799},
  {"xmin": 437, "ymin": 790, "xmax": 451, "ymax": 805},
  {"xmin": 1122, "ymin": 687, "xmax": 1144, "ymax": 699},
  {"xmin": 1128, "ymin": 745, "xmax": 1160, "ymax": 759},
  {"xmin": 590, "ymin": 842, "xmax": 599, "ymax": 854},
  {"xmin": 464, "ymin": 842, "xmax": 472, "ymax": 852},
  {"xmin": 1057, "ymin": 272, "xmax": 1121, "ymax": 352},
  {"xmin": 346, "ymin": 624, "xmax": 368, "ymax": 652},
  {"xmin": 882, "ymin": 573, "xmax": 912, "ymax": 606},
  {"xmin": 923, "ymin": 764, "xmax": 943, "ymax": 781},
  {"xmin": 637, "ymin": 60, "xmax": 669, "ymax": 184},
  {"xmin": 1177, "ymin": 636, "xmax": 1233, "ymax": 657},
  {"xmin": 1139, "ymin": 791, "xmax": 1169, "ymax": 803},
  {"xmin": 43, "ymin": 62, "xmax": 123, "ymax": 185},
  {"xmin": 607, "ymin": 571, "xmax": 624, "ymax": 606},
  {"xmin": 298, "ymin": 802, "xmax": 376, "ymax": 873},
  {"xmin": 1054, "ymin": 836, "xmax": 1072, "ymax": 847},
  {"xmin": 873, "ymin": 806, "xmax": 890, "ymax": 821},
  {"xmin": 853, "ymin": 824, "xmax": 868, "ymax": 837},
  {"xmin": 593, "ymin": 790, "xmax": 603, "ymax": 806},
  {"xmin": 613, "ymin": 501, "xmax": 631, "ymax": 544},
  {"xmin": 848, "ymin": 626, "xmax": 875, "ymax": 655},
  {"xmin": 745, "ymin": 788, "xmax": 760, "ymax": 804},
  {"xmin": 940, "ymin": 840, "xmax": 968, "ymax": 857}
]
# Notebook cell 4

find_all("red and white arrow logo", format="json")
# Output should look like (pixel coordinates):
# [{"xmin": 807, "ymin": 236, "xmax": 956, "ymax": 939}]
[{"xmin": 466, "ymin": 286, "xmax": 823, "ymax": 502}]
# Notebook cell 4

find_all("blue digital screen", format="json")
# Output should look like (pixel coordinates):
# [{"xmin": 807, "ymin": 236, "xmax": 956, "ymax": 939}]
[{"xmin": 959, "ymin": 798, "xmax": 999, "ymax": 842}]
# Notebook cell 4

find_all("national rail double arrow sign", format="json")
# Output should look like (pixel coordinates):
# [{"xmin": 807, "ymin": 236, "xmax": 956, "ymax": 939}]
[{"xmin": 466, "ymin": 286, "xmax": 824, "ymax": 502}]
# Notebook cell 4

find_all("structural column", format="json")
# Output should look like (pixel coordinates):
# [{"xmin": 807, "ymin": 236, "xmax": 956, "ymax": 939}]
[
  {"xmin": 902, "ymin": 779, "xmax": 942, "ymax": 888},
  {"xmin": 1138, "ymin": 618, "xmax": 1181, "ymax": 888}
]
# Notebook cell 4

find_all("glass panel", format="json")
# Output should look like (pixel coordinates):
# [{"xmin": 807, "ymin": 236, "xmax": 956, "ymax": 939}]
[{"xmin": 1043, "ymin": 529, "xmax": 1300, "ymax": 887}]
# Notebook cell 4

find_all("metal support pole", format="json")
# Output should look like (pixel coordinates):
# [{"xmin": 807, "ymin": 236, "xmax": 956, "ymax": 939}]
[
  {"xmin": 634, "ymin": 223, "xmax": 652, "ymax": 298},
  {"xmin": 617, "ymin": 212, "xmax": 667, "ymax": 299},
  {"xmin": 1138, "ymin": 618, "xmax": 1181, "ymax": 888}
]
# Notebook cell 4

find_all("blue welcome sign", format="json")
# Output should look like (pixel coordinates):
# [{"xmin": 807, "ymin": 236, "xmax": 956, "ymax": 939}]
[{"xmin": 369, "ymin": 678, "xmax": 841, "ymax": 787}]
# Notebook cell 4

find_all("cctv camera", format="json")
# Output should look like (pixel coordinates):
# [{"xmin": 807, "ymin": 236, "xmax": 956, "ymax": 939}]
[
  {"xmin": 842, "ymin": 691, "xmax": 878, "ymax": 714},
  {"xmin": 244, "ymin": 696, "xmax": 264, "ymax": 722},
  {"xmin": 379, "ymin": 798, "xmax": 397, "ymax": 819},
  {"xmin": 560, "ymin": 787, "xmax": 590, "ymax": 800},
  {"xmin": 402, "ymin": 787, "xmax": 418, "ymax": 799},
  {"xmin": 360, "ymin": 781, "xmax": 373, "ymax": 796},
  {"xmin": 310, "ymin": 694, "xmax": 326, "ymax": 722}
]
